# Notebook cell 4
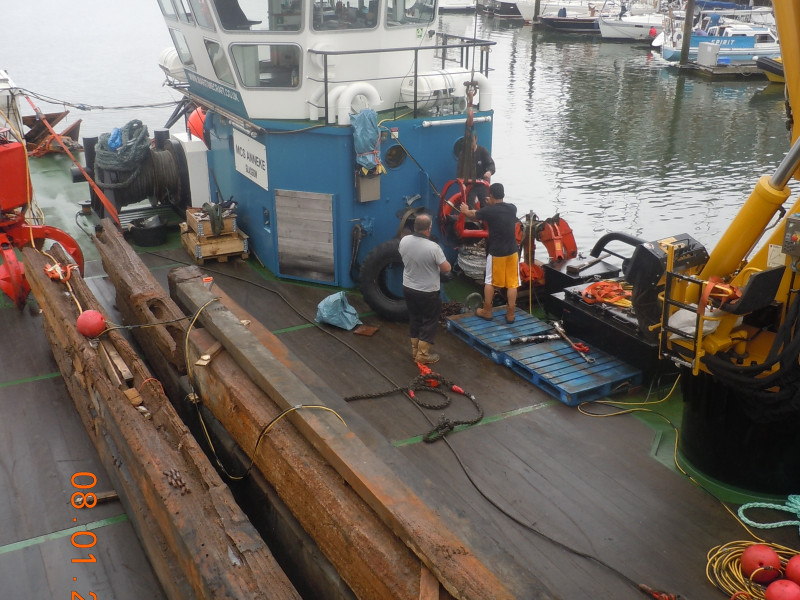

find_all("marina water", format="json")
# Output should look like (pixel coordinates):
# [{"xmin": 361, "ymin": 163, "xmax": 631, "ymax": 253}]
[{"xmin": 5, "ymin": 1, "xmax": 791, "ymax": 254}]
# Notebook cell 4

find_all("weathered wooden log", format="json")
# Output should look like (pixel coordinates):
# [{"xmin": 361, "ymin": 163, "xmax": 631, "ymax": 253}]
[
  {"xmin": 22, "ymin": 245, "xmax": 301, "ymax": 600},
  {"xmin": 188, "ymin": 327, "xmax": 424, "ymax": 600},
  {"xmin": 93, "ymin": 219, "xmax": 445, "ymax": 599},
  {"xmin": 94, "ymin": 222, "xmax": 187, "ymax": 375},
  {"xmin": 170, "ymin": 272, "xmax": 516, "ymax": 600}
]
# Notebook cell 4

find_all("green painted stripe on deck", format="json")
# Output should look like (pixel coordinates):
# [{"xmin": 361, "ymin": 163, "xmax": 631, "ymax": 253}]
[
  {"xmin": 0, "ymin": 514, "xmax": 129, "ymax": 555},
  {"xmin": 392, "ymin": 400, "xmax": 556, "ymax": 447},
  {"xmin": 272, "ymin": 311, "xmax": 377, "ymax": 334},
  {"xmin": 0, "ymin": 371, "xmax": 61, "ymax": 388}
]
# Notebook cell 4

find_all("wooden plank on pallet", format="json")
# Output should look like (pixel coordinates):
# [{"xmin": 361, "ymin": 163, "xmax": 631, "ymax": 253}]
[
  {"xmin": 171, "ymin": 271, "xmax": 515, "ymax": 600},
  {"xmin": 22, "ymin": 245, "xmax": 301, "ymax": 600}
]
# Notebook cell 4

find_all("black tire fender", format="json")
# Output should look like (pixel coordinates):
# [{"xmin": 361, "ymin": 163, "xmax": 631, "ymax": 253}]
[{"xmin": 359, "ymin": 238, "xmax": 409, "ymax": 321}]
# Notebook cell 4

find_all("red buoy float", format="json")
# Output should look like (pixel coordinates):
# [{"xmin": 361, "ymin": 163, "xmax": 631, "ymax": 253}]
[
  {"xmin": 741, "ymin": 544, "xmax": 782, "ymax": 584},
  {"xmin": 76, "ymin": 310, "xmax": 106, "ymax": 338},
  {"xmin": 766, "ymin": 580, "xmax": 800, "ymax": 600},
  {"xmin": 785, "ymin": 555, "xmax": 800, "ymax": 586}
]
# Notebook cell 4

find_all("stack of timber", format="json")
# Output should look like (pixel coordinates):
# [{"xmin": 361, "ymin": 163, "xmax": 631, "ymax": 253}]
[
  {"xmin": 93, "ymin": 218, "xmax": 515, "ymax": 600},
  {"xmin": 22, "ymin": 244, "xmax": 300, "ymax": 600},
  {"xmin": 181, "ymin": 206, "xmax": 249, "ymax": 265}
]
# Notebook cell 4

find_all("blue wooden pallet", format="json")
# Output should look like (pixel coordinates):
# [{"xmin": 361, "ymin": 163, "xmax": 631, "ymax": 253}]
[{"xmin": 446, "ymin": 307, "xmax": 642, "ymax": 406}]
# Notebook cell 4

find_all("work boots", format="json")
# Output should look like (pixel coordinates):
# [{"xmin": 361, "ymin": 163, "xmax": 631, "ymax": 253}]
[
  {"xmin": 476, "ymin": 302, "xmax": 493, "ymax": 320},
  {"xmin": 411, "ymin": 338, "xmax": 419, "ymax": 361},
  {"xmin": 415, "ymin": 340, "xmax": 440, "ymax": 364}
]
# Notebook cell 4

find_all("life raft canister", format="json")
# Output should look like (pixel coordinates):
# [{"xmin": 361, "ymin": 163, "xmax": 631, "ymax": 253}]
[{"xmin": 539, "ymin": 216, "xmax": 577, "ymax": 262}]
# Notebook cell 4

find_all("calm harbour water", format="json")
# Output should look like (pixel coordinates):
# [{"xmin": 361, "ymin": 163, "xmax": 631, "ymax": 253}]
[{"xmin": 4, "ymin": 2, "xmax": 792, "ymax": 253}]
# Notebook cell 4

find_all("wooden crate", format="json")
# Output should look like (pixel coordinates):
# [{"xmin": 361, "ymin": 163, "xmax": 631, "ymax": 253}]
[
  {"xmin": 185, "ymin": 207, "xmax": 237, "ymax": 237},
  {"xmin": 180, "ymin": 222, "xmax": 249, "ymax": 264}
]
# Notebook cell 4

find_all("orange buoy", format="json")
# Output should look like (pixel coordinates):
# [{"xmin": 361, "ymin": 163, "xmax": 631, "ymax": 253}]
[
  {"xmin": 187, "ymin": 107, "xmax": 206, "ymax": 141},
  {"xmin": 76, "ymin": 310, "xmax": 106, "ymax": 338}
]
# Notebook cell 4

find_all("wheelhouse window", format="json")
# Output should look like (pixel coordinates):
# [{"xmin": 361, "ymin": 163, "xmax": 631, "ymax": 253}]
[
  {"xmin": 230, "ymin": 44, "xmax": 302, "ymax": 88},
  {"xmin": 210, "ymin": 0, "xmax": 303, "ymax": 32},
  {"xmin": 170, "ymin": 29, "xmax": 197, "ymax": 71},
  {"xmin": 188, "ymin": 0, "xmax": 217, "ymax": 29},
  {"xmin": 205, "ymin": 39, "xmax": 236, "ymax": 85},
  {"xmin": 157, "ymin": 0, "xmax": 179, "ymax": 20},
  {"xmin": 312, "ymin": 0, "xmax": 379, "ymax": 30},
  {"xmin": 173, "ymin": 0, "xmax": 196, "ymax": 24},
  {"xmin": 385, "ymin": 0, "xmax": 434, "ymax": 26}
]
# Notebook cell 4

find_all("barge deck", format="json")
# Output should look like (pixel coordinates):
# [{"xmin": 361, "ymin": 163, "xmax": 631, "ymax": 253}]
[
  {"xmin": 2, "ymin": 189, "xmax": 797, "ymax": 598},
  {"xmin": 93, "ymin": 239, "xmax": 795, "ymax": 598}
]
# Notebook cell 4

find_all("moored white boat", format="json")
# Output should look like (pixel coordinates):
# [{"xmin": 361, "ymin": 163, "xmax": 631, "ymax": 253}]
[
  {"xmin": 598, "ymin": 11, "xmax": 663, "ymax": 41},
  {"xmin": 438, "ymin": 0, "xmax": 476, "ymax": 13},
  {"xmin": 659, "ymin": 10, "xmax": 781, "ymax": 63}
]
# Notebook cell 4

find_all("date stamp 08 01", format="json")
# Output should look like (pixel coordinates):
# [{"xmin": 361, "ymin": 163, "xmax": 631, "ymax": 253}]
[{"xmin": 69, "ymin": 472, "xmax": 100, "ymax": 600}]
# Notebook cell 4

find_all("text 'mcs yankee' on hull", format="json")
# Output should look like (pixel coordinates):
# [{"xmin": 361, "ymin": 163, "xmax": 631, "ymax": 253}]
[{"xmin": 145, "ymin": 0, "xmax": 494, "ymax": 301}]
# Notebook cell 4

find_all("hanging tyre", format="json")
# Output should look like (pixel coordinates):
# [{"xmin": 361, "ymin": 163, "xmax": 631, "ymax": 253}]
[{"xmin": 359, "ymin": 238, "xmax": 409, "ymax": 321}]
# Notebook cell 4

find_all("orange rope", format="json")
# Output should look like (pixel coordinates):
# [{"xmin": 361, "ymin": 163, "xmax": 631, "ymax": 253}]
[{"xmin": 23, "ymin": 95, "xmax": 120, "ymax": 226}]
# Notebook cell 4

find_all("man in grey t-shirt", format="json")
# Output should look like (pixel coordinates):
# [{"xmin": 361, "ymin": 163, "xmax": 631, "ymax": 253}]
[{"xmin": 399, "ymin": 214, "xmax": 451, "ymax": 364}]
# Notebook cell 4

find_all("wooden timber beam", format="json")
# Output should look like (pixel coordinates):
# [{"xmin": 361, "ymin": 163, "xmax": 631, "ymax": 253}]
[
  {"xmin": 171, "ymin": 272, "xmax": 516, "ymax": 600},
  {"xmin": 22, "ymin": 245, "xmax": 301, "ymax": 600},
  {"xmin": 92, "ymin": 220, "xmax": 446, "ymax": 599},
  {"xmin": 94, "ymin": 222, "xmax": 187, "ymax": 375}
]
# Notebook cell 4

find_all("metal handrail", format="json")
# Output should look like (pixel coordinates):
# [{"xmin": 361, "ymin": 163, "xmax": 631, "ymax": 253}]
[{"xmin": 307, "ymin": 33, "xmax": 496, "ymax": 121}]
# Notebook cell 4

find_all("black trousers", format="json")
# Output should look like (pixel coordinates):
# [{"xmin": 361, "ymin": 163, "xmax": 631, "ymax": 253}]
[{"xmin": 403, "ymin": 286, "xmax": 441, "ymax": 344}]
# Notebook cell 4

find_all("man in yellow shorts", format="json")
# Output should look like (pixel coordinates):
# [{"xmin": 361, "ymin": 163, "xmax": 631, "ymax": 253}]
[{"xmin": 461, "ymin": 183, "xmax": 519, "ymax": 323}]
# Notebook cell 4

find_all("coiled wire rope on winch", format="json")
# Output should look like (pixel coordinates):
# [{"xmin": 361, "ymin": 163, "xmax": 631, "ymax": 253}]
[
  {"xmin": 95, "ymin": 119, "xmax": 152, "ymax": 188},
  {"xmin": 344, "ymin": 367, "xmax": 484, "ymax": 442},
  {"xmin": 91, "ymin": 119, "xmax": 185, "ymax": 210}
]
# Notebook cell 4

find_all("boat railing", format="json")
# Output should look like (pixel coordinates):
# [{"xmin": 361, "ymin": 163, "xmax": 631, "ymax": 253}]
[{"xmin": 307, "ymin": 33, "xmax": 496, "ymax": 122}]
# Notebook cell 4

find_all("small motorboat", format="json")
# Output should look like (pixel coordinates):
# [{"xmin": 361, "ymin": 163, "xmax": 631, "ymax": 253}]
[{"xmin": 756, "ymin": 55, "xmax": 785, "ymax": 84}]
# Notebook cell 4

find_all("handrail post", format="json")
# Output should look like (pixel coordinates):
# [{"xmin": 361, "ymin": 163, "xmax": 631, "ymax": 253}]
[
  {"xmin": 323, "ymin": 54, "xmax": 329, "ymax": 124},
  {"xmin": 413, "ymin": 48, "xmax": 419, "ymax": 118}
]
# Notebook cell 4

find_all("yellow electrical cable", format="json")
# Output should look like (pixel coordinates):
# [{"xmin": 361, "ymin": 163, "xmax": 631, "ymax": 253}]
[
  {"xmin": 197, "ymin": 402, "xmax": 347, "ymax": 481},
  {"xmin": 706, "ymin": 540, "xmax": 799, "ymax": 599},
  {"xmin": 179, "ymin": 295, "xmax": 347, "ymax": 480}
]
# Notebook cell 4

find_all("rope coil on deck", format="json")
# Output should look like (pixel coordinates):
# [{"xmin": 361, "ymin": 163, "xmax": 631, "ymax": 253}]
[
  {"xmin": 738, "ymin": 495, "xmax": 800, "ymax": 534},
  {"xmin": 344, "ymin": 370, "xmax": 484, "ymax": 442}
]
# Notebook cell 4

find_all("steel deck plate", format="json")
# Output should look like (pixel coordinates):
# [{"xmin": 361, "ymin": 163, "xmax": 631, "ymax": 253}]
[{"xmin": 447, "ymin": 307, "xmax": 642, "ymax": 405}]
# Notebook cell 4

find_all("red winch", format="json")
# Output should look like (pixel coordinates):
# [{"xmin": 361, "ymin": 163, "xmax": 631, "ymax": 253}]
[{"xmin": 0, "ymin": 129, "xmax": 83, "ymax": 308}]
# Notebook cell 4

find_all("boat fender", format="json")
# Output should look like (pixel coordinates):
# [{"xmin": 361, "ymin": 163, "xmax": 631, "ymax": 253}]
[
  {"xmin": 337, "ymin": 82, "xmax": 382, "ymax": 126},
  {"xmin": 359, "ymin": 238, "xmax": 409, "ymax": 321}
]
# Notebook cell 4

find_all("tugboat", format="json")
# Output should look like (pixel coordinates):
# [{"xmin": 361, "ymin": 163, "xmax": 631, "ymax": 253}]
[{"xmin": 81, "ymin": 0, "xmax": 497, "ymax": 321}]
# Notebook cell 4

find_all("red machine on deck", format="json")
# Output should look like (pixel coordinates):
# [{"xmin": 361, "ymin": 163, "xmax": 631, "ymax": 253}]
[{"xmin": 0, "ymin": 127, "xmax": 83, "ymax": 308}]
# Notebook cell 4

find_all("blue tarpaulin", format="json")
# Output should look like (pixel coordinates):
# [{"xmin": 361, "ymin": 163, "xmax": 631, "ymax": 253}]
[
  {"xmin": 351, "ymin": 109, "xmax": 382, "ymax": 173},
  {"xmin": 695, "ymin": 1, "xmax": 751, "ymax": 10}
]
